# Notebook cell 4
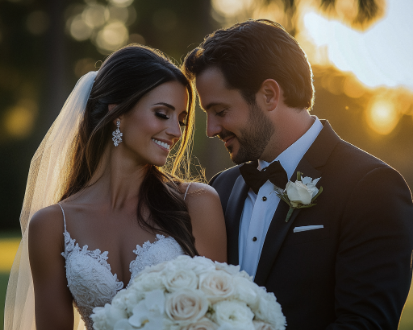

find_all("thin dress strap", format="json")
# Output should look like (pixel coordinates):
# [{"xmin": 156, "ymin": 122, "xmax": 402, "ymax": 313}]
[
  {"xmin": 184, "ymin": 183, "xmax": 191, "ymax": 201},
  {"xmin": 57, "ymin": 203, "xmax": 67, "ymax": 232}
]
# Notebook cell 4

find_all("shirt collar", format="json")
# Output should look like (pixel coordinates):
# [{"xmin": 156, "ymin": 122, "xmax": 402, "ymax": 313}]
[{"xmin": 258, "ymin": 116, "xmax": 323, "ymax": 180}]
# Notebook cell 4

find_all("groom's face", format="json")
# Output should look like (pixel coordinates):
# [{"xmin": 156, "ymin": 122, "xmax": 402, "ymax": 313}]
[{"xmin": 196, "ymin": 67, "xmax": 274, "ymax": 164}]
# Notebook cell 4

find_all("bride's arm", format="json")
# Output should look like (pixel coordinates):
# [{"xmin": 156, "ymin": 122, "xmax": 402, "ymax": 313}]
[
  {"xmin": 185, "ymin": 183, "xmax": 227, "ymax": 263},
  {"xmin": 28, "ymin": 205, "xmax": 74, "ymax": 330}
]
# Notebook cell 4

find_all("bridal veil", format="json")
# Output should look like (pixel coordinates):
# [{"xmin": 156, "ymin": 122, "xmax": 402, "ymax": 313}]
[{"xmin": 4, "ymin": 71, "xmax": 98, "ymax": 330}]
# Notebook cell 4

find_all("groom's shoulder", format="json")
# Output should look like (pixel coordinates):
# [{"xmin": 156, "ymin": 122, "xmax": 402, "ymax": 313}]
[
  {"xmin": 333, "ymin": 138, "xmax": 392, "ymax": 171},
  {"xmin": 329, "ymin": 137, "xmax": 411, "ymax": 192},
  {"xmin": 209, "ymin": 165, "xmax": 242, "ymax": 188}
]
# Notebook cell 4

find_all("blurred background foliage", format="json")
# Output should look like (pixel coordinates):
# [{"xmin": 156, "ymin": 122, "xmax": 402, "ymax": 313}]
[
  {"xmin": 1, "ymin": 0, "xmax": 413, "ymax": 231},
  {"xmin": 0, "ymin": 0, "xmax": 413, "ymax": 327}
]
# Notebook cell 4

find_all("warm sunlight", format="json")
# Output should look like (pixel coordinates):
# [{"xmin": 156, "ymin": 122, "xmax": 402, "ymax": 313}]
[
  {"xmin": 366, "ymin": 98, "xmax": 399, "ymax": 135},
  {"xmin": 3, "ymin": 99, "xmax": 38, "ymax": 139},
  {"xmin": 211, "ymin": 0, "xmax": 253, "ymax": 17},
  {"xmin": 0, "ymin": 239, "xmax": 19, "ymax": 272},
  {"xmin": 298, "ymin": 0, "xmax": 413, "ymax": 91}
]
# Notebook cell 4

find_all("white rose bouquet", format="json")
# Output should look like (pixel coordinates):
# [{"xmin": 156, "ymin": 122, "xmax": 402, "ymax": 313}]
[{"xmin": 91, "ymin": 256, "xmax": 286, "ymax": 330}]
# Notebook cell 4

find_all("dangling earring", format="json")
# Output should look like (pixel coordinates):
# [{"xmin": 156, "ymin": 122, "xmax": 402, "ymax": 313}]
[{"xmin": 112, "ymin": 119, "xmax": 123, "ymax": 147}]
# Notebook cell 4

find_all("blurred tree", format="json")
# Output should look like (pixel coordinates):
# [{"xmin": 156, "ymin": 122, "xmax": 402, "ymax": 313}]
[{"xmin": 0, "ymin": 0, "xmax": 218, "ymax": 230}]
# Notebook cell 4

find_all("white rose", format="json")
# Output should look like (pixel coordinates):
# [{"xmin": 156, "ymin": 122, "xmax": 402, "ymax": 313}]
[
  {"xmin": 184, "ymin": 256, "xmax": 216, "ymax": 275},
  {"xmin": 253, "ymin": 321, "xmax": 274, "ymax": 330},
  {"xmin": 165, "ymin": 289, "xmax": 208, "ymax": 324},
  {"xmin": 113, "ymin": 319, "xmax": 137, "ymax": 330},
  {"xmin": 212, "ymin": 300, "xmax": 254, "ymax": 330},
  {"xmin": 163, "ymin": 268, "xmax": 198, "ymax": 292},
  {"xmin": 199, "ymin": 270, "xmax": 235, "ymax": 303},
  {"xmin": 91, "ymin": 303, "xmax": 127, "ymax": 330},
  {"xmin": 285, "ymin": 180, "xmax": 317, "ymax": 206},
  {"xmin": 181, "ymin": 317, "xmax": 219, "ymax": 330},
  {"xmin": 214, "ymin": 262, "xmax": 241, "ymax": 276},
  {"xmin": 232, "ymin": 276, "xmax": 259, "ymax": 309},
  {"xmin": 301, "ymin": 176, "xmax": 320, "ymax": 196},
  {"xmin": 110, "ymin": 288, "xmax": 144, "ymax": 315},
  {"xmin": 140, "ymin": 259, "xmax": 168, "ymax": 275},
  {"xmin": 130, "ymin": 271, "xmax": 165, "ymax": 293},
  {"xmin": 254, "ymin": 291, "xmax": 286, "ymax": 330},
  {"xmin": 128, "ymin": 290, "xmax": 165, "ymax": 328}
]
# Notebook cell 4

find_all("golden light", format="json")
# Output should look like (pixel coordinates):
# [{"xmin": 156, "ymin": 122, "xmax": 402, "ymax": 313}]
[
  {"xmin": 3, "ymin": 99, "xmax": 38, "ymax": 139},
  {"xmin": 0, "ymin": 239, "xmax": 20, "ymax": 272},
  {"xmin": 70, "ymin": 14, "xmax": 93, "ymax": 41},
  {"xmin": 82, "ymin": 4, "xmax": 109, "ymax": 29},
  {"xmin": 108, "ymin": 6, "xmax": 129, "ymax": 24},
  {"xmin": 343, "ymin": 75, "xmax": 365, "ymax": 98},
  {"xmin": 297, "ymin": 0, "xmax": 413, "ymax": 92},
  {"xmin": 211, "ymin": 0, "xmax": 253, "ymax": 17},
  {"xmin": 96, "ymin": 21, "xmax": 129, "ymax": 53},
  {"xmin": 26, "ymin": 10, "xmax": 49, "ymax": 35},
  {"xmin": 366, "ymin": 98, "xmax": 399, "ymax": 135},
  {"xmin": 108, "ymin": 0, "xmax": 134, "ymax": 8},
  {"xmin": 128, "ymin": 33, "xmax": 145, "ymax": 45}
]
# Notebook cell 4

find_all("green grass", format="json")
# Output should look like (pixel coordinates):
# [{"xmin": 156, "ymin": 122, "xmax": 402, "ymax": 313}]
[
  {"xmin": 1, "ymin": 272, "xmax": 10, "ymax": 330},
  {"xmin": 0, "ymin": 230, "xmax": 21, "ymax": 240}
]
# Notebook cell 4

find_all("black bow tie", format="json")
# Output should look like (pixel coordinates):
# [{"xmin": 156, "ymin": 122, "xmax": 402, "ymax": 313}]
[{"xmin": 239, "ymin": 160, "xmax": 288, "ymax": 194}]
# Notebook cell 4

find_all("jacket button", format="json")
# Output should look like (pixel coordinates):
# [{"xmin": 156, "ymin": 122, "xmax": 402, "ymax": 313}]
[
  {"xmin": 262, "ymin": 196, "xmax": 267, "ymax": 201},
  {"xmin": 252, "ymin": 237, "xmax": 257, "ymax": 242}
]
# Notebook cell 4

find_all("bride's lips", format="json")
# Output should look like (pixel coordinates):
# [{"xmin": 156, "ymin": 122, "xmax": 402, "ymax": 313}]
[{"xmin": 152, "ymin": 138, "xmax": 172, "ymax": 152}]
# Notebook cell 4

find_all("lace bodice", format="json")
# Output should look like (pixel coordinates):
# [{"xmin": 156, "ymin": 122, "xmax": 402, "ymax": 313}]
[{"xmin": 59, "ymin": 205, "xmax": 185, "ymax": 330}]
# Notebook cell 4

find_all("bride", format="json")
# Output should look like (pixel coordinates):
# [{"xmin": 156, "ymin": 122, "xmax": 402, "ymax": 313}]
[{"xmin": 4, "ymin": 45, "xmax": 227, "ymax": 330}]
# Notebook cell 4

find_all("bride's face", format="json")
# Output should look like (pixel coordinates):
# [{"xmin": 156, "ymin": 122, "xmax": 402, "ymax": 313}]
[{"xmin": 118, "ymin": 81, "xmax": 188, "ymax": 166}]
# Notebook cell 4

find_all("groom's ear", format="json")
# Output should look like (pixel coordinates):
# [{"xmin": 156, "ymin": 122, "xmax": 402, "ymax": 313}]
[{"xmin": 257, "ymin": 79, "xmax": 281, "ymax": 112}]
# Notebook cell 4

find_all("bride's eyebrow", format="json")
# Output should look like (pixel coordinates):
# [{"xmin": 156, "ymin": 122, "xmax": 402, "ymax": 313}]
[{"xmin": 153, "ymin": 102, "xmax": 175, "ymax": 110}]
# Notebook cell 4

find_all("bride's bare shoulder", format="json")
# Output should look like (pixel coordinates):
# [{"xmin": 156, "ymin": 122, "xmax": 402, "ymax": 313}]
[
  {"xmin": 182, "ymin": 182, "xmax": 220, "ymax": 200},
  {"xmin": 29, "ymin": 204, "xmax": 65, "ymax": 243}
]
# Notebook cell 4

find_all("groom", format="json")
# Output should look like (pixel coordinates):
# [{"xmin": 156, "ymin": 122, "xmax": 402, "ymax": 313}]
[{"xmin": 184, "ymin": 19, "xmax": 413, "ymax": 329}]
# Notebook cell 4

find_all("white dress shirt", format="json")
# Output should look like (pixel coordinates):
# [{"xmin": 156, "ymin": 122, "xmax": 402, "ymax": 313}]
[{"xmin": 238, "ymin": 116, "xmax": 323, "ymax": 278}]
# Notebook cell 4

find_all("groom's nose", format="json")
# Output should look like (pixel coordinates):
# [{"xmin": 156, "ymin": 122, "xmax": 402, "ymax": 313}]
[{"xmin": 206, "ymin": 114, "xmax": 221, "ymax": 138}]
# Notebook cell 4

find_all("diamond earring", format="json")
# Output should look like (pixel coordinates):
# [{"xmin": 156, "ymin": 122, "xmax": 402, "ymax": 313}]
[{"xmin": 112, "ymin": 119, "xmax": 123, "ymax": 147}]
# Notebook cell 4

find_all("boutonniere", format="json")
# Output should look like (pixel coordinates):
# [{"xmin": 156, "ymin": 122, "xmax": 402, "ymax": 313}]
[{"xmin": 275, "ymin": 171, "xmax": 323, "ymax": 222}]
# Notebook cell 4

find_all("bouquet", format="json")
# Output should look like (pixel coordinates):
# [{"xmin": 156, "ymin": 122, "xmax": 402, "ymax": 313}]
[{"xmin": 91, "ymin": 255, "xmax": 286, "ymax": 330}]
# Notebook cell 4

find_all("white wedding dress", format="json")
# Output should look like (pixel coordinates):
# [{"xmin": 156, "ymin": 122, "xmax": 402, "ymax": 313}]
[{"xmin": 58, "ymin": 204, "xmax": 185, "ymax": 330}]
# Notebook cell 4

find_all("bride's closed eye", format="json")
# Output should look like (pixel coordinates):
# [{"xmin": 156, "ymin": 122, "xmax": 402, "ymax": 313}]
[
  {"xmin": 155, "ymin": 112, "xmax": 169, "ymax": 120},
  {"xmin": 155, "ymin": 112, "xmax": 187, "ymax": 127}
]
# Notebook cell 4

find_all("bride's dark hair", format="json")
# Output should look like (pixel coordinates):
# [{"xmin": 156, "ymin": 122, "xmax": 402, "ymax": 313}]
[{"xmin": 60, "ymin": 45, "xmax": 198, "ymax": 257}]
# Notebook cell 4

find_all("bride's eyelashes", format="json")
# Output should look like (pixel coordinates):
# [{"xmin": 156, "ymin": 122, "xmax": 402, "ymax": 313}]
[
  {"xmin": 155, "ymin": 112, "xmax": 187, "ymax": 127},
  {"xmin": 155, "ymin": 112, "xmax": 169, "ymax": 120}
]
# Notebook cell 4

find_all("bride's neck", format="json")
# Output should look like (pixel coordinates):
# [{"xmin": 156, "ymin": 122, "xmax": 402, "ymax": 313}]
[{"xmin": 86, "ymin": 145, "xmax": 148, "ymax": 209}]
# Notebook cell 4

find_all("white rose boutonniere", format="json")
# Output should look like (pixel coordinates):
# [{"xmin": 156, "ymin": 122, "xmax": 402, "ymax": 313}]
[{"xmin": 276, "ymin": 171, "xmax": 323, "ymax": 222}]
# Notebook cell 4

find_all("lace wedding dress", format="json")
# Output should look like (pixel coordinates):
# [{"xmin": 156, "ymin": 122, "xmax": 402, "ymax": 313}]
[{"xmin": 59, "ymin": 204, "xmax": 185, "ymax": 329}]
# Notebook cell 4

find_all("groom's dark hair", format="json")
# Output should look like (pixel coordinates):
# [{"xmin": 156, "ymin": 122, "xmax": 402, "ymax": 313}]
[{"xmin": 183, "ymin": 19, "xmax": 315, "ymax": 110}]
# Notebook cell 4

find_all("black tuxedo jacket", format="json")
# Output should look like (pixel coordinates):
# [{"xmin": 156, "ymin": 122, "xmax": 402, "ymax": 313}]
[{"xmin": 210, "ymin": 121, "xmax": 413, "ymax": 329}]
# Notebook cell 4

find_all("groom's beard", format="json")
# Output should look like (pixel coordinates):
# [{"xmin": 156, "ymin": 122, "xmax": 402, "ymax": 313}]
[{"xmin": 219, "ymin": 103, "xmax": 274, "ymax": 164}]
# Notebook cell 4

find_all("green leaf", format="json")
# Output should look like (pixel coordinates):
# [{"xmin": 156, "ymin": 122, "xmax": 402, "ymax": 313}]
[
  {"xmin": 297, "ymin": 203, "xmax": 316, "ymax": 209},
  {"xmin": 311, "ymin": 186, "xmax": 323, "ymax": 202},
  {"xmin": 297, "ymin": 171, "xmax": 302, "ymax": 181}
]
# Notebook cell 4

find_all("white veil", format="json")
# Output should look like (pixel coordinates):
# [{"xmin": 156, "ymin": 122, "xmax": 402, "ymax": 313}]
[{"xmin": 4, "ymin": 71, "xmax": 98, "ymax": 330}]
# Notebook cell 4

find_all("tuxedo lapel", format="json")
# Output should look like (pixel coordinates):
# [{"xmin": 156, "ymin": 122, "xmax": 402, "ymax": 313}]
[
  {"xmin": 254, "ymin": 159, "xmax": 322, "ymax": 286},
  {"xmin": 225, "ymin": 175, "xmax": 249, "ymax": 265},
  {"xmin": 254, "ymin": 120, "xmax": 340, "ymax": 286}
]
